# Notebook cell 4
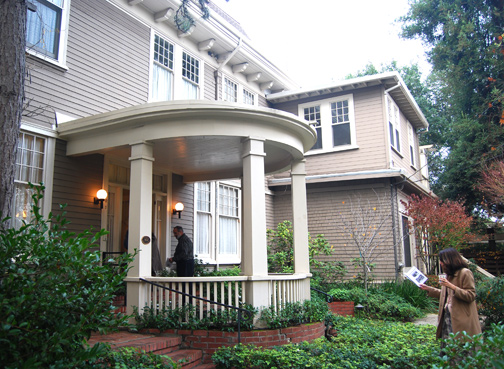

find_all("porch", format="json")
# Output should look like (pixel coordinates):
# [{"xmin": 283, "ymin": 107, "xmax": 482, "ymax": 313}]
[{"xmin": 57, "ymin": 100, "xmax": 317, "ymax": 318}]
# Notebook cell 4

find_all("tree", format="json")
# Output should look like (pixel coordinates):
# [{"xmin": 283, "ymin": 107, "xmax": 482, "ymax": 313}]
[
  {"xmin": 402, "ymin": 193, "xmax": 473, "ymax": 274},
  {"xmin": 477, "ymin": 160, "xmax": 504, "ymax": 219},
  {"xmin": 338, "ymin": 191, "xmax": 402, "ymax": 292},
  {"xmin": 400, "ymin": 0, "xmax": 504, "ymax": 213},
  {"xmin": 0, "ymin": 0, "xmax": 26, "ymax": 228}
]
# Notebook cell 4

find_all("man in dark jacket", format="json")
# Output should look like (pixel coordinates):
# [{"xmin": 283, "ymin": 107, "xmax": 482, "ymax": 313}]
[{"xmin": 168, "ymin": 226, "xmax": 194, "ymax": 277}]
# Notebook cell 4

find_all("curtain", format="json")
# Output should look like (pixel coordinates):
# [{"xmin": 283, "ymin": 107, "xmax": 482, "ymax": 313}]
[
  {"xmin": 151, "ymin": 64, "xmax": 172, "ymax": 101},
  {"xmin": 182, "ymin": 80, "xmax": 198, "ymax": 99},
  {"xmin": 219, "ymin": 216, "xmax": 238, "ymax": 255}
]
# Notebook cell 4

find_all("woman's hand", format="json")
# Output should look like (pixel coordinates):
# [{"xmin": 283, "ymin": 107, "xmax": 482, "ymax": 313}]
[
  {"xmin": 439, "ymin": 277, "xmax": 456, "ymax": 291},
  {"xmin": 419, "ymin": 283, "xmax": 429, "ymax": 291}
]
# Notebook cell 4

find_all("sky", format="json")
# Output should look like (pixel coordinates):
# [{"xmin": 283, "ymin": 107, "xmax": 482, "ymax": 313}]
[{"xmin": 212, "ymin": 0, "xmax": 431, "ymax": 88}]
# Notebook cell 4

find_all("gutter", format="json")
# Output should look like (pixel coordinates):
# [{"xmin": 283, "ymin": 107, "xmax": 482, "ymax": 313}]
[
  {"xmin": 214, "ymin": 37, "xmax": 243, "ymax": 100},
  {"xmin": 269, "ymin": 168, "xmax": 406, "ymax": 185}
]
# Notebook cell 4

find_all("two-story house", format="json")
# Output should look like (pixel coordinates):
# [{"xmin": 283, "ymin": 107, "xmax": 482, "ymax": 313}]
[
  {"xmin": 13, "ymin": 0, "xmax": 430, "ymax": 314},
  {"xmin": 267, "ymin": 74, "xmax": 431, "ymax": 280}
]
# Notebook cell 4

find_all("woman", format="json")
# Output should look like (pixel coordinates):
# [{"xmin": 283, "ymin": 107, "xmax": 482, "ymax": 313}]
[{"xmin": 419, "ymin": 248, "xmax": 481, "ymax": 342}]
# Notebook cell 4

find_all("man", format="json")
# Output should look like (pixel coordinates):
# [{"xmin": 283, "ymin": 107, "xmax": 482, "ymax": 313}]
[{"xmin": 168, "ymin": 226, "xmax": 194, "ymax": 277}]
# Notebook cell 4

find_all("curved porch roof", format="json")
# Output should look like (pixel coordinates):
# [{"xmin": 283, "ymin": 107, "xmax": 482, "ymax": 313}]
[{"xmin": 57, "ymin": 100, "xmax": 316, "ymax": 181}]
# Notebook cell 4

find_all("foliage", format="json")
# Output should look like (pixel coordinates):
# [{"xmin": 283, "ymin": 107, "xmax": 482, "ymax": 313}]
[
  {"xmin": 85, "ymin": 347, "xmax": 180, "ymax": 369},
  {"xmin": 267, "ymin": 221, "xmax": 347, "ymax": 286},
  {"xmin": 134, "ymin": 304, "xmax": 257, "ymax": 332},
  {"xmin": 338, "ymin": 190, "xmax": 400, "ymax": 291},
  {"xmin": 212, "ymin": 316, "xmax": 438, "ymax": 369},
  {"xmin": 477, "ymin": 160, "xmax": 504, "ymax": 219},
  {"xmin": 400, "ymin": 0, "xmax": 504, "ymax": 212},
  {"xmin": 476, "ymin": 276, "xmax": 504, "ymax": 328},
  {"xmin": 258, "ymin": 298, "xmax": 328, "ymax": 330},
  {"xmin": 379, "ymin": 279, "xmax": 437, "ymax": 311},
  {"xmin": 0, "ymin": 186, "xmax": 134, "ymax": 369},
  {"xmin": 432, "ymin": 323, "xmax": 504, "ymax": 369},
  {"xmin": 402, "ymin": 193, "xmax": 473, "ymax": 273}
]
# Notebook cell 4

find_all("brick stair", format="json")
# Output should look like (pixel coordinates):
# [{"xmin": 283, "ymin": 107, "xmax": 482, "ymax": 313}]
[{"xmin": 87, "ymin": 331, "xmax": 216, "ymax": 368}]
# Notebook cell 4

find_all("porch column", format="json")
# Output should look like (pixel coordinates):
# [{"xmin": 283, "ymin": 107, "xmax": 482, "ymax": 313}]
[
  {"xmin": 241, "ymin": 137, "xmax": 269, "ymax": 309},
  {"xmin": 291, "ymin": 159, "xmax": 311, "ymax": 300},
  {"xmin": 126, "ymin": 142, "xmax": 154, "ymax": 317}
]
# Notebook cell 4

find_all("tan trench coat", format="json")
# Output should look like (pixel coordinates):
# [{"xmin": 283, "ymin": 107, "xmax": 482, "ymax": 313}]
[{"xmin": 426, "ymin": 268, "xmax": 482, "ymax": 339}]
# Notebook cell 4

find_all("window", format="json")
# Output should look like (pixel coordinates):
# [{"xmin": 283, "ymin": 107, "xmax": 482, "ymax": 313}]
[
  {"xmin": 26, "ymin": 0, "xmax": 69, "ymax": 63},
  {"xmin": 12, "ymin": 132, "xmax": 46, "ymax": 229},
  {"xmin": 387, "ymin": 97, "xmax": 401, "ymax": 152},
  {"xmin": 299, "ymin": 94, "xmax": 356, "ymax": 153},
  {"xmin": 408, "ymin": 123, "xmax": 417, "ymax": 167},
  {"xmin": 151, "ymin": 35, "xmax": 174, "ymax": 101},
  {"xmin": 331, "ymin": 100, "xmax": 351, "ymax": 146},
  {"xmin": 224, "ymin": 78, "xmax": 238, "ymax": 102},
  {"xmin": 194, "ymin": 181, "xmax": 241, "ymax": 263},
  {"xmin": 243, "ymin": 89, "xmax": 255, "ymax": 105},
  {"xmin": 304, "ymin": 106, "xmax": 322, "ymax": 150},
  {"xmin": 181, "ymin": 52, "xmax": 199, "ymax": 99}
]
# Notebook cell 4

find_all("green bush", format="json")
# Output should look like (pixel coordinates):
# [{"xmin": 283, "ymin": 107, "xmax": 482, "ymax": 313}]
[
  {"xmin": 259, "ymin": 298, "xmax": 329, "ymax": 329},
  {"xmin": 432, "ymin": 323, "xmax": 504, "ymax": 369},
  {"xmin": 212, "ymin": 316, "xmax": 439, "ymax": 369},
  {"xmin": 0, "ymin": 187, "xmax": 133, "ymax": 368},
  {"xmin": 328, "ymin": 286, "xmax": 423, "ymax": 321},
  {"xmin": 134, "ymin": 304, "xmax": 257, "ymax": 332},
  {"xmin": 378, "ymin": 279, "xmax": 437, "ymax": 311},
  {"xmin": 476, "ymin": 276, "xmax": 504, "ymax": 328}
]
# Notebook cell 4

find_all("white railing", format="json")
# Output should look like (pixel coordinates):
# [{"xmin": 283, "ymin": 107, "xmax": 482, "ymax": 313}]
[{"xmin": 136, "ymin": 274, "xmax": 310, "ymax": 318}]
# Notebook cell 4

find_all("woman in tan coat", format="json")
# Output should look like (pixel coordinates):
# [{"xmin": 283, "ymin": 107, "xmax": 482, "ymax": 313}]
[{"xmin": 420, "ymin": 248, "xmax": 481, "ymax": 343}]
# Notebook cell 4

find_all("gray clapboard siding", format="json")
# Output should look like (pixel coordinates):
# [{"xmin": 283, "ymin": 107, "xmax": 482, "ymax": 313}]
[
  {"xmin": 204, "ymin": 63, "xmax": 217, "ymax": 101},
  {"xmin": 51, "ymin": 139, "xmax": 103, "ymax": 235},
  {"xmin": 24, "ymin": 0, "xmax": 150, "ymax": 130},
  {"xmin": 272, "ymin": 179, "xmax": 399, "ymax": 280},
  {"xmin": 170, "ymin": 174, "xmax": 195, "ymax": 257}
]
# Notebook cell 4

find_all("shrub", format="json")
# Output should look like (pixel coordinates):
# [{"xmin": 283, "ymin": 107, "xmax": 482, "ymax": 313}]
[
  {"xmin": 0, "ymin": 187, "xmax": 133, "ymax": 368},
  {"xmin": 258, "ymin": 298, "xmax": 329, "ymax": 329},
  {"xmin": 476, "ymin": 276, "xmax": 504, "ymax": 328},
  {"xmin": 432, "ymin": 323, "xmax": 504, "ymax": 369},
  {"xmin": 86, "ymin": 347, "xmax": 181, "ymax": 368},
  {"xmin": 212, "ymin": 316, "xmax": 439, "ymax": 369},
  {"xmin": 378, "ymin": 279, "xmax": 437, "ymax": 311}
]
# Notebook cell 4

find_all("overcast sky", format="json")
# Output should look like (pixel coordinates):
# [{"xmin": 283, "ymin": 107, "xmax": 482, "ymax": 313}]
[{"xmin": 213, "ymin": 0, "xmax": 431, "ymax": 87}]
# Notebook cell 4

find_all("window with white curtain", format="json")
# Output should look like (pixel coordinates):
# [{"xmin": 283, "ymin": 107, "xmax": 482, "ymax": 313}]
[
  {"xmin": 387, "ymin": 96, "xmax": 401, "ymax": 152},
  {"xmin": 151, "ymin": 35, "xmax": 174, "ymax": 101},
  {"xmin": 181, "ymin": 52, "xmax": 199, "ymax": 99},
  {"xmin": 194, "ymin": 181, "xmax": 241, "ymax": 263},
  {"xmin": 243, "ymin": 89, "xmax": 255, "ymax": 105},
  {"xmin": 12, "ymin": 132, "xmax": 46, "ymax": 229},
  {"xmin": 26, "ymin": 0, "xmax": 70, "ymax": 63},
  {"xmin": 408, "ymin": 122, "xmax": 417, "ymax": 168},
  {"xmin": 224, "ymin": 78, "xmax": 238, "ymax": 102}
]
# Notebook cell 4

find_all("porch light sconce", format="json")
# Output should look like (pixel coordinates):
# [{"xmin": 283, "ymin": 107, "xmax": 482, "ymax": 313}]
[
  {"xmin": 173, "ymin": 202, "xmax": 184, "ymax": 218},
  {"xmin": 94, "ymin": 189, "xmax": 108, "ymax": 209}
]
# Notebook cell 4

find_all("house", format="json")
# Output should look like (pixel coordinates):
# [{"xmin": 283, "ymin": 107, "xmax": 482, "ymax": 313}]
[
  {"xmin": 266, "ymin": 74, "xmax": 431, "ymax": 280},
  {"xmin": 13, "ymin": 0, "xmax": 430, "ymax": 316}
]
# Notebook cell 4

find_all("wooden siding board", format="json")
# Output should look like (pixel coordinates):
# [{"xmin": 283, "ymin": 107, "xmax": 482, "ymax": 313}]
[
  {"xmin": 203, "ymin": 63, "xmax": 216, "ymax": 101},
  {"xmin": 170, "ymin": 175, "xmax": 194, "ymax": 257}
]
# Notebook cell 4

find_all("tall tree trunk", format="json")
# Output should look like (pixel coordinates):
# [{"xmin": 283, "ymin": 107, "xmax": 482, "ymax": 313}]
[{"xmin": 0, "ymin": 0, "xmax": 26, "ymax": 228}]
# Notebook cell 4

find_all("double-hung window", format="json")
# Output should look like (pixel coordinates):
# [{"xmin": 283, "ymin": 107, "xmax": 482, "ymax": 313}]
[
  {"xmin": 243, "ymin": 89, "xmax": 255, "ymax": 105},
  {"xmin": 387, "ymin": 97, "xmax": 401, "ymax": 152},
  {"xmin": 408, "ymin": 122, "xmax": 417, "ymax": 167},
  {"xmin": 12, "ymin": 132, "xmax": 46, "ymax": 229},
  {"xmin": 181, "ymin": 52, "xmax": 199, "ymax": 99},
  {"xmin": 299, "ymin": 94, "xmax": 356, "ymax": 153},
  {"xmin": 303, "ymin": 106, "xmax": 322, "ymax": 150},
  {"xmin": 26, "ymin": 0, "xmax": 70, "ymax": 64},
  {"xmin": 194, "ymin": 181, "xmax": 241, "ymax": 263},
  {"xmin": 151, "ymin": 35, "xmax": 174, "ymax": 101},
  {"xmin": 224, "ymin": 78, "xmax": 238, "ymax": 102}
]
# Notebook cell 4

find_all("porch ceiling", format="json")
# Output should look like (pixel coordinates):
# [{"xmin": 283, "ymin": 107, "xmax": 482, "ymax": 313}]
[{"xmin": 57, "ymin": 101, "xmax": 316, "ymax": 182}]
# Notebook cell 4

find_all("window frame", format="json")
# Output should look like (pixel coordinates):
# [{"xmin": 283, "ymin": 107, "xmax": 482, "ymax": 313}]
[
  {"xmin": 221, "ymin": 75, "xmax": 257, "ymax": 105},
  {"xmin": 181, "ymin": 51, "xmax": 200, "ymax": 99},
  {"xmin": 407, "ymin": 122, "xmax": 417, "ymax": 169},
  {"xmin": 299, "ymin": 94, "xmax": 356, "ymax": 154},
  {"xmin": 387, "ymin": 96, "xmax": 402, "ymax": 154},
  {"xmin": 150, "ymin": 33, "xmax": 174, "ymax": 102},
  {"xmin": 223, "ymin": 77, "xmax": 238, "ymax": 103},
  {"xmin": 193, "ymin": 181, "xmax": 241, "ymax": 264},
  {"xmin": 25, "ymin": 0, "xmax": 71, "ymax": 68}
]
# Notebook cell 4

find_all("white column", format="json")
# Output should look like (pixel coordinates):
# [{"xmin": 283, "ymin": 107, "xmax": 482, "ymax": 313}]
[
  {"xmin": 291, "ymin": 159, "xmax": 311, "ymax": 300},
  {"xmin": 126, "ymin": 142, "xmax": 154, "ymax": 317},
  {"xmin": 241, "ymin": 137, "xmax": 270, "ymax": 309}
]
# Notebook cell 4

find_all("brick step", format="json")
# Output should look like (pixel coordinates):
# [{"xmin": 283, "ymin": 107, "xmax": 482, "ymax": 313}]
[
  {"xmin": 192, "ymin": 363, "xmax": 216, "ymax": 369},
  {"xmin": 167, "ymin": 349, "xmax": 203, "ymax": 368},
  {"xmin": 87, "ymin": 331, "xmax": 181, "ymax": 354}
]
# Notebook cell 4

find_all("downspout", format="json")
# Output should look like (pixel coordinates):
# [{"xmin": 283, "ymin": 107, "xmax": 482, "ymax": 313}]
[
  {"xmin": 384, "ymin": 83, "xmax": 400, "ymax": 95},
  {"xmin": 390, "ymin": 180, "xmax": 399, "ymax": 281},
  {"xmin": 214, "ymin": 37, "xmax": 243, "ymax": 101}
]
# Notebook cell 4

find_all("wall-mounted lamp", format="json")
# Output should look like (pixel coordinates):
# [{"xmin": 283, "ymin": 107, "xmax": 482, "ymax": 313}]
[
  {"xmin": 94, "ymin": 189, "xmax": 108, "ymax": 209},
  {"xmin": 173, "ymin": 202, "xmax": 184, "ymax": 218}
]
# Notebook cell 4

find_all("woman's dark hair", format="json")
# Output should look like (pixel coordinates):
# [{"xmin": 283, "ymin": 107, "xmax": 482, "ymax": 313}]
[{"xmin": 439, "ymin": 248, "xmax": 468, "ymax": 276}]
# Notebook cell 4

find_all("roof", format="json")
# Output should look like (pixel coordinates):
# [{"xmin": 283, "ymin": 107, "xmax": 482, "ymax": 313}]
[{"xmin": 266, "ymin": 72, "xmax": 429, "ymax": 130}]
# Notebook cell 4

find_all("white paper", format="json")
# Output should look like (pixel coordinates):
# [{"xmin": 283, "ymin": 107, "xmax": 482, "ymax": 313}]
[{"xmin": 404, "ymin": 266, "xmax": 428, "ymax": 287}]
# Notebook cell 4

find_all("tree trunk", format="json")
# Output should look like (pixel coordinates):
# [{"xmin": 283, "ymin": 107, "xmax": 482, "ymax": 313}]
[{"xmin": 0, "ymin": 0, "xmax": 26, "ymax": 228}]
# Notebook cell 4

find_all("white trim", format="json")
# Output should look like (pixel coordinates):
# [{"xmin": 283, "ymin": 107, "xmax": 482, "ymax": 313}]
[
  {"xmin": 299, "ymin": 94, "xmax": 356, "ymax": 154},
  {"xmin": 25, "ymin": 0, "xmax": 71, "ymax": 69}
]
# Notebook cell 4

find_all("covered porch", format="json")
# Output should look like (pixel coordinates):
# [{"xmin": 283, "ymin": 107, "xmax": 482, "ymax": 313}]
[{"xmin": 57, "ymin": 100, "xmax": 316, "ymax": 318}]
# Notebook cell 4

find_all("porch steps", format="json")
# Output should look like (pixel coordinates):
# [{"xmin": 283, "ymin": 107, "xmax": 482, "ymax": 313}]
[{"xmin": 87, "ymin": 331, "xmax": 216, "ymax": 368}]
